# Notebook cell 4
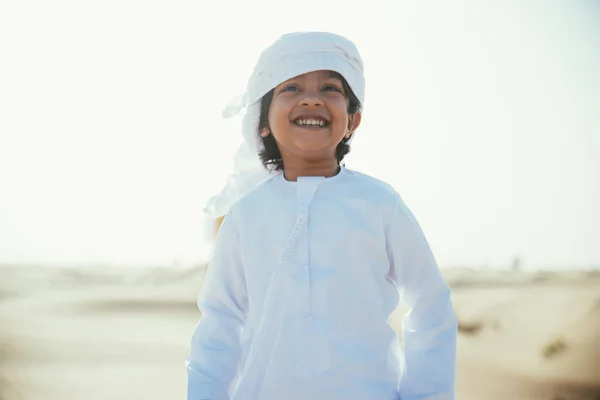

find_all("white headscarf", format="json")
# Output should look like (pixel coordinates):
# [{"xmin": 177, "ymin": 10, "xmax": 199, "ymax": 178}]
[{"xmin": 204, "ymin": 32, "xmax": 366, "ymax": 219}]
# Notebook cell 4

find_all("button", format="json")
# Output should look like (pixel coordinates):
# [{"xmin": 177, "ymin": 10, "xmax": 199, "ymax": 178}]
[
  {"xmin": 297, "ymin": 215, "xmax": 306, "ymax": 223},
  {"xmin": 303, "ymin": 264, "xmax": 308, "ymax": 270},
  {"xmin": 305, "ymin": 314, "xmax": 313, "ymax": 320}
]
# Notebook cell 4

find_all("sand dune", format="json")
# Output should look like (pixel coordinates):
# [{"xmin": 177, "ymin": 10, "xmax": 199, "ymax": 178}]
[{"xmin": 1, "ymin": 266, "xmax": 599, "ymax": 399}]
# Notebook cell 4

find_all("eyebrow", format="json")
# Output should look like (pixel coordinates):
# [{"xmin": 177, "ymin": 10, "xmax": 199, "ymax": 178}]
[{"xmin": 327, "ymin": 73, "xmax": 343, "ymax": 81}]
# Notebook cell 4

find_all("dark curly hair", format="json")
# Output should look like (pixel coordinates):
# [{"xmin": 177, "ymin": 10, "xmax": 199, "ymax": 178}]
[{"xmin": 258, "ymin": 72, "xmax": 361, "ymax": 172}]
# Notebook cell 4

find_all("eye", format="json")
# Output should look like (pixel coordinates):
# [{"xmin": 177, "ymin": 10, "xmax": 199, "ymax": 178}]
[
  {"xmin": 323, "ymin": 84, "xmax": 343, "ymax": 93},
  {"xmin": 280, "ymin": 84, "xmax": 300, "ymax": 93}
]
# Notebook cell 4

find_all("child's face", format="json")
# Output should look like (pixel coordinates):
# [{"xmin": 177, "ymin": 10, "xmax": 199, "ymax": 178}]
[{"xmin": 261, "ymin": 70, "xmax": 361, "ymax": 163}]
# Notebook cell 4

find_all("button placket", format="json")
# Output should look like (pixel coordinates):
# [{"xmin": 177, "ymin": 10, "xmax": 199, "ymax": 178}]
[
  {"xmin": 297, "ymin": 213, "xmax": 310, "ymax": 316},
  {"xmin": 295, "ymin": 177, "xmax": 324, "ymax": 377},
  {"xmin": 297, "ymin": 184, "xmax": 314, "ymax": 320}
]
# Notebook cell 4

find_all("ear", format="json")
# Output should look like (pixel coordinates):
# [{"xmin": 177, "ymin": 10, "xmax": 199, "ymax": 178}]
[
  {"xmin": 345, "ymin": 111, "xmax": 362, "ymax": 139},
  {"xmin": 260, "ymin": 127, "xmax": 271, "ymax": 137}
]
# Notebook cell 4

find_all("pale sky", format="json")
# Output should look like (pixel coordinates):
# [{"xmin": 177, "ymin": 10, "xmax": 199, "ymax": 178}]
[{"xmin": 1, "ymin": 1, "xmax": 598, "ymax": 269}]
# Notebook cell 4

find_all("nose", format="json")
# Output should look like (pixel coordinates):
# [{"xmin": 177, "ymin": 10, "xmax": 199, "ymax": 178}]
[{"xmin": 299, "ymin": 89, "xmax": 323, "ymax": 107}]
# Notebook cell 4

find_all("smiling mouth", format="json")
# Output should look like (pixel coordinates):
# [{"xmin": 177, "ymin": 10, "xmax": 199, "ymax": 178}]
[{"xmin": 292, "ymin": 117, "xmax": 330, "ymax": 128}]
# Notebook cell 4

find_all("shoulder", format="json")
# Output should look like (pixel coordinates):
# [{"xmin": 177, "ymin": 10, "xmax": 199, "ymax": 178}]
[
  {"xmin": 228, "ymin": 173, "xmax": 281, "ymax": 217},
  {"xmin": 341, "ymin": 167, "xmax": 401, "ymax": 202},
  {"xmin": 342, "ymin": 167, "xmax": 415, "ymax": 223}
]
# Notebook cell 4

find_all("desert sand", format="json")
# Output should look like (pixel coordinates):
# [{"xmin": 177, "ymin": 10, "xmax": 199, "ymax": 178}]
[{"xmin": 1, "ymin": 265, "xmax": 599, "ymax": 400}]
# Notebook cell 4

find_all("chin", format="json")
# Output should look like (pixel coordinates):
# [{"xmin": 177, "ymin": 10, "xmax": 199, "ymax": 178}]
[{"xmin": 292, "ymin": 142, "xmax": 332, "ymax": 153}]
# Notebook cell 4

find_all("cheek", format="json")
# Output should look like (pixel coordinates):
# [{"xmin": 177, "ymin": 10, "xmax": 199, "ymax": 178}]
[
  {"xmin": 330, "ymin": 99, "xmax": 350, "ymax": 123},
  {"xmin": 268, "ymin": 102, "xmax": 291, "ymax": 130},
  {"xmin": 333, "ymin": 111, "xmax": 349, "ymax": 129}
]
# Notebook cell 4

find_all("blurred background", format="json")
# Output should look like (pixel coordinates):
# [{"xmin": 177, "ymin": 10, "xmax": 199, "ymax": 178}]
[{"xmin": 1, "ymin": 1, "xmax": 599, "ymax": 399}]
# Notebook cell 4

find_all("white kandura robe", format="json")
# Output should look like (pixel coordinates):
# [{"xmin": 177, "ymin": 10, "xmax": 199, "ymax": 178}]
[{"xmin": 187, "ymin": 167, "xmax": 457, "ymax": 400}]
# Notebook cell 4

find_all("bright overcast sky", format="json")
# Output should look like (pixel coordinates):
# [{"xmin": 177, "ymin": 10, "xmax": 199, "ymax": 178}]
[{"xmin": 1, "ymin": 1, "xmax": 598, "ymax": 269}]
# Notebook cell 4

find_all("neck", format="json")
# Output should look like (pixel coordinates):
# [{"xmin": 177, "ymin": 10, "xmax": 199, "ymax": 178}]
[{"xmin": 281, "ymin": 158, "xmax": 341, "ymax": 182}]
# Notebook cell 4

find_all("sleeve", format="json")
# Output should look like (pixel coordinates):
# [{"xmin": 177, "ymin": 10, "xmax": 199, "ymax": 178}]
[
  {"xmin": 186, "ymin": 208, "xmax": 248, "ymax": 400},
  {"xmin": 385, "ymin": 192, "xmax": 458, "ymax": 400}
]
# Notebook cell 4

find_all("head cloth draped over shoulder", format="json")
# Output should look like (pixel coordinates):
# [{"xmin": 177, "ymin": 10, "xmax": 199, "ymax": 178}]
[{"xmin": 203, "ymin": 32, "xmax": 366, "ymax": 219}]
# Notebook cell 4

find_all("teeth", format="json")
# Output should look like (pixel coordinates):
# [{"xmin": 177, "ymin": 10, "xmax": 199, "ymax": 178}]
[{"xmin": 295, "ymin": 118, "xmax": 326, "ymax": 127}]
